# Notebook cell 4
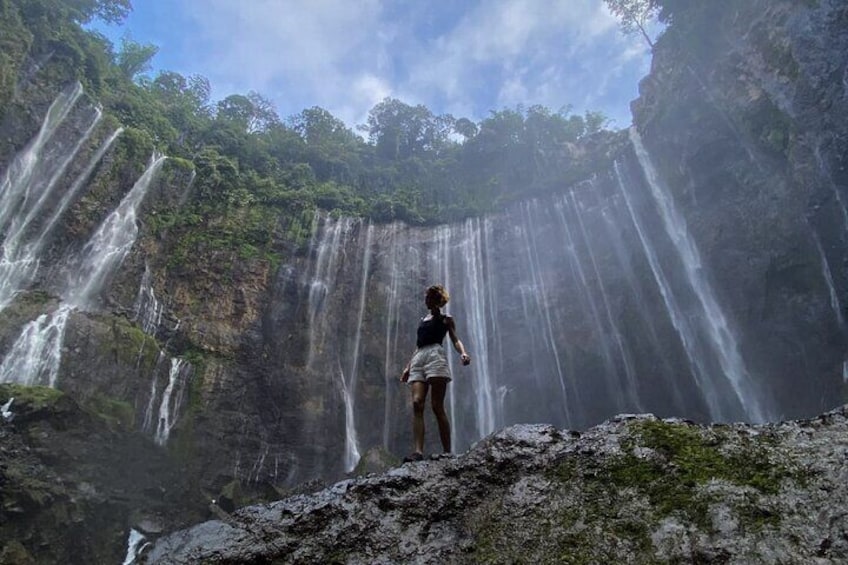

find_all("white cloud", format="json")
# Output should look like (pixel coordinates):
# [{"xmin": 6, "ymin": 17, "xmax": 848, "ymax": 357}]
[
  {"xmin": 135, "ymin": 0, "xmax": 652, "ymax": 128},
  {"xmin": 180, "ymin": 0, "xmax": 387, "ymax": 115},
  {"xmin": 397, "ymin": 0, "xmax": 648, "ymax": 122}
]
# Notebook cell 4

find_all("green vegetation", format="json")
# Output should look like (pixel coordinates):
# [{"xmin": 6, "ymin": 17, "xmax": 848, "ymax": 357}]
[
  {"xmin": 1, "ymin": 0, "xmax": 616, "ymax": 269},
  {"xmin": 603, "ymin": 0, "xmax": 660, "ymax": 48},
  {"xmin": 0, "ymin": 383, "xmax": 64, "ymax": 408},
  {"xmin": 605, "ymin": 420, "xmax": 790, "ymax": 528},
  {"xmin": 84, "ymin": 393, "xmax": 134, "ymax": 430},
  {"xmin": 473, "ymin": 419, "xmax": 799, "ymax": 563},
  {"xmin": 549, "ymin": 420, "xmax": 792, "ymax": 532}
]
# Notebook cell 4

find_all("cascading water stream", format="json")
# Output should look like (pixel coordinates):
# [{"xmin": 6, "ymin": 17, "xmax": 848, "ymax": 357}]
[
  {"xmin": 0, "ymin": 83, "xmax": 83, "ymax": 230},
  {"xmin": 342, "ymin": 222, "xmax": 373, "ymax": 471},
  {"xmin": 553, "ymin": 195, "xmax": 627, "ymax": 411},
  {"xmin": 613, "ymin": 160, "xmax": 728, "ymax": 420},
  {"xmin": 382, "ymin": 224, "xmax": 403, "ymax": 449},
  {"xmin": 134, "ymin": 262, "xmax": 164, "ymax": 335},
  {"xmin": 65, "ymin": 153, "xmax": 167, "ymax": 310},
  {"xmin": 122, "ymin": 528, "xmax": 149, "ymax": 565},
  {"xmin": 0, "ymin": 87, "xmax": 115, "ymax": 311},
  {"xmin": 810, "ymin": 230, "xmax": 845, "ymax": 330},
  {"xmin": 154, "ymin": 358, "xmax": 191, "ymax": 446},
  {"xmin": 568, "ymin": 191, "xmax": 643, "ymax": 412},
  {"xmin": 0, "ymin": 154, "xmax": 165, "ymax": 388},
  {"xmin": 0, "ymin": 305, "xmax": 71, "ymax": 387},
  {"xmin": 306, "ymin": 217, "xmax": 351, "ymax": 370},
  {"xmin": 142, "ymin": 351, "xmax": 167, "ymax": 433},
  {"xmin": 518, "ymin": 201, "xmax": 572, "ymax": 423},
  {"xmin": 629, "ymin": 128, "xmax": 768, "ymax": 422},
  {"xmin": 598, "ymin": 194, "xmax": 687, "ymax": 411},
  {"xmin": 459, "ymin": 218, "xmax": 496, "ymax": 439}
]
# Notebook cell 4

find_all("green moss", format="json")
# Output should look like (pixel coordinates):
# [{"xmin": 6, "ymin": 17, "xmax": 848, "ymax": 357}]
[
  {"xmin": 108, "ymin": 317, "xmax": 160, "ymax": 367},
  {"xmin": 538, "ymin": 419, "xmax": 795, "ymax": 560},
  {"xmin": 84, "ymin": 394, "xmax": 134, "ymax": 431},
  {"xmin": 603, "ymin": 420, "xmax": 791, "ymax": 529},
  {"xmin": 469, "ymin": 456, "xmax": 656, "ymax": 564},
  {"xmin": 0, "ymin": 384, "xmax": 63, "ymax": 408},
  {"xmin": 16, "ymin": 289, "xmax": 52, "ymax": 306}
]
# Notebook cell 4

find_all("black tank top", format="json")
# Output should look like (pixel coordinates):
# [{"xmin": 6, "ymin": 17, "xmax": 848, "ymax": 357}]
[{"xmin": 416, "ymin": 314, "xmax": 449, "ymax": 347}]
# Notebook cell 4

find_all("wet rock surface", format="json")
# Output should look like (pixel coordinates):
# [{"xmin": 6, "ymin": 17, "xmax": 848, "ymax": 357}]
[{"xmin": 144, "ymin": 408, "xmax": 848, "ymax": 564}]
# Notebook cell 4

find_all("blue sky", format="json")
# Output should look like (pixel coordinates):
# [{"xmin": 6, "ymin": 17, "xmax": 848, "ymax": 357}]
[{"xmin": 93, "ymin": 1, "xmax": 655, "ymax": 130}]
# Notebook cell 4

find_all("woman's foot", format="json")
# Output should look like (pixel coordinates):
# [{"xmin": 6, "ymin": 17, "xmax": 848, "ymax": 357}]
[{"xmin": 402, "ymin": 452, "xmax": 424, "ymax": 463}]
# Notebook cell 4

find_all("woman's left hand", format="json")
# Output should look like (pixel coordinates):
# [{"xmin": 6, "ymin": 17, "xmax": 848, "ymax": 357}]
[{"xmin": 460, "ymin": 353, "xmax": 471, "ymax": 366}]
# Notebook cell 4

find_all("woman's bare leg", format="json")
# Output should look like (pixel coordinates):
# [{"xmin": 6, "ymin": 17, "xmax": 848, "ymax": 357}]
[
  {"xmin": 429, "ymin": 378, "xmax": 451, "ymax": 453},
  {"xmin": 411, "ymin": 381, "xmax": 429, "ymax": 454}
]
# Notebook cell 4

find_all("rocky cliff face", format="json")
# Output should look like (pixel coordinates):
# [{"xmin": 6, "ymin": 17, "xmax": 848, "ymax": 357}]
[
  {"xmin": 0, "ymin": 384, "xmax": 207, "ymax": 565},
  {"xmin": 141, "ymin": 406, "xmax": 848, "ymax": 564},
  {"xmin": 631, "ymin": 0, "xmax": 848, "ymax": 414}
]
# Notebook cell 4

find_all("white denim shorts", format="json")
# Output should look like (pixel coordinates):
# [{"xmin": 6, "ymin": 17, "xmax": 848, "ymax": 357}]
[{"xmin": 407, "ymin": 344, "xmax": 451, "ymax": 383}]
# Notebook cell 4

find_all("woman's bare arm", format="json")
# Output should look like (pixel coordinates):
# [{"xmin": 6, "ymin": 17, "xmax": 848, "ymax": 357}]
[{"xmin": 446, "ymin": 317, "xmax": 471, "ymax": 365}]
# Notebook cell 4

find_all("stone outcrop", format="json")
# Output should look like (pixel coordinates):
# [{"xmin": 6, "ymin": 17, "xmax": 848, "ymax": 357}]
[
  {"xmin": 0, "ymin": 384, "xmax": 207, "ymax": 565},
  {"xmin": 142, "ymin": 406, "xmax": 848, "ymax": 564}
]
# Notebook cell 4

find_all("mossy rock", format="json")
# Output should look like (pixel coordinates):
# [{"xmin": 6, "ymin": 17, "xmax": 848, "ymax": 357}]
[
  {"xmin": 82, "ymin": 393, "xmax": 135, "ymax": 431},
  {"xmin": 0, "ymin": 384, "xmax": 64, "ymax": 411}
]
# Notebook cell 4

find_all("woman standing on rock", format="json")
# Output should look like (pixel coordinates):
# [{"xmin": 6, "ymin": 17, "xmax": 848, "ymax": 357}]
[{"xmin": 400, "ymin": 284, "xmax": 471, "ymax": 462}]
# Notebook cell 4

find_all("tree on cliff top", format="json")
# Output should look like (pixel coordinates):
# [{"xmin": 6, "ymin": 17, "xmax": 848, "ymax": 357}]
[{"xmin": 604, "ymin": 0, "xmax": 660, "ymax": 48}]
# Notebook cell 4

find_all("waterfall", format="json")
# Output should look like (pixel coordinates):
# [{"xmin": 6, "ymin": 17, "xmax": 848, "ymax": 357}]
[
  {"xmin": 811, "ymin": 230, "xmax": 845, "ymax": 330},
  {"xmin": 0, "ymin": 305, "xmax": 72, "ymax": 387},
  {"xmin": 614, "ymin": 160, "xmax": 736, "ymax": 421},
  {"xmin": 553, "ymin": 196, "xmax": 626, "ymax": 410},
  {"xmin": 342, "ymin": 222, "xmax": 372, "ymax": 471},
  {"xmin": 458, "ymin": 218, "xmax": 496, "ymax": 439},
  {"xmin": 306, "ymin": 217, "xmax": 352, "ymax": 370},
  {"xmin": 122, "ymin": 529, "xmax": 148, "ymax": 565},
  {"xmin": 153, "ymin": 358, "xmax": 191, "ymax": 446},
  {"xmin": 1, "ymin": 397, "xmax": 14, "ymax": 420},
  {"xmin": 0, "ymin": 83, "xmax": 83, "ymax": 231},
  {"xmin": 567, "ymin": 191, "xmax": 643, "ymax": 412},
  {"xmin": 382, "ymin": 224, "xmax": 403, "ymax": 449},
  {"xmin": 65, "ymin": 153, "xmax": 166, "ymax": 310},
  {"xmin": 0, "ymin": 85, "xmax": 115, "ymax": 311},
  {"xmin": 629, "ymin": 128, "xmax": 768, "ymax": 422},
  {"xmin": 598, "ymin": 193, "xmax": 687, "ymax": 411},
  {"xmin": 517, "ymin": 201, "xmax": 572, "ymax": 423},
  {"xmin": 0, "ymin": 154, "xmax": 165, "ymax": 388},
  {"xmin": 142, "ymin": 351, "xmax": 168, "ymax": 433},
  {"xmin": 134, "ymin": 263, "xmax": 164, "ymax": 335}
]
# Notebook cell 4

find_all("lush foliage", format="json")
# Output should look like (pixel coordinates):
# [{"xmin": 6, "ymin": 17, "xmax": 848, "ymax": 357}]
[
  {"xmin": 0, "ymin": 0, "xmax": 618, "ymax": 260},
  {"xmin": 603, "ymin": 0, "xmax": 660, "ymax": 48}
]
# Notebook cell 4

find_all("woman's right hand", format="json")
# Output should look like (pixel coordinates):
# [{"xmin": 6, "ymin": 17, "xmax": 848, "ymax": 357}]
[{"xmin": 400, "ymin": 367, "xmax": 410, "ymax": 382}]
